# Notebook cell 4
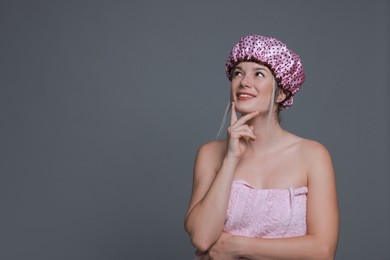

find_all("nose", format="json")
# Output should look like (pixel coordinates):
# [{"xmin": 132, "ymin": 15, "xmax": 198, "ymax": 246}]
[{"xmin": 240, "ymin": 75, "xmax": 252, "ymax": 88}]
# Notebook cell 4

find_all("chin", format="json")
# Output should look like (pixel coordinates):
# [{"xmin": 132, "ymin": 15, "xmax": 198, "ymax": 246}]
[{"xmin": 235, "ymin": 104, "xmax": 258, "ymax": 114}]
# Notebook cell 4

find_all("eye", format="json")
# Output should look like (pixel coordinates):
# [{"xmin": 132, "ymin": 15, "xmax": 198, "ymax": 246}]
[
  {"xmin": 232, "ymin": 70, "xmax": 243, "ymax": 78},
  {"xmin": 255, "ymin": 71, "xmax": 265, "ymax": 77}
]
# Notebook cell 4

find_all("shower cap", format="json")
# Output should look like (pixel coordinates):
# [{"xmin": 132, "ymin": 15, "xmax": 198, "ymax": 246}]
[{"xmin": 225, "ymin": 35, "xmax": 305, "ymax": 109}]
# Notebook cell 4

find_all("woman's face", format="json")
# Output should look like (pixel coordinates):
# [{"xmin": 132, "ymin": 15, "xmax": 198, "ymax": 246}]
[{"xmin": 231, "ymin": 62, "xmax": 278, "ymax": 115}]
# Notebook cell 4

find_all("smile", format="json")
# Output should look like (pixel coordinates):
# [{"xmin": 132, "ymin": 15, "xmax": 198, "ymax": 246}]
[{"xmin": 237, "ymin": 93, "xmax": 256, "ymax": 100}]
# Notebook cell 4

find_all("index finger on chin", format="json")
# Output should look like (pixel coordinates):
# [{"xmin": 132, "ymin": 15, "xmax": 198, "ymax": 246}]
[
  {"xmin": 236, "ymin": 110, "xmax": 259, "ymax": 125},
  {"xmin": 230, "ymin": 102, "xmax": 238, "ymax": 125}
]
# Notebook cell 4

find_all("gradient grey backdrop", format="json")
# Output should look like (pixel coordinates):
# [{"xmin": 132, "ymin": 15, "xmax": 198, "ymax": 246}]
[{"xmin": 1, "ymin": 1, "xmax": 389, "ymax": 259}]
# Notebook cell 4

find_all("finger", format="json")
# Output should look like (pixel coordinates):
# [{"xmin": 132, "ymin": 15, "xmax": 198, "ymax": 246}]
[
  {"xmin": 242, "ymin": 130, "xmax": 257, "ymax": 141},
  {"xmin": 229, "ymin": 124, "xmax": 254, "ymax": 135},
  {"xmin": 241, "ymin": 125, "xmax": 256, "ymax": 140},
  {"xmin": 228, "ymin": 125, "xmax": 256, "ymax": 140},
  {"xmin": 233, "ymin": 110, "xmax": 259, "ymax": 126},
  {"xmin": 230, "ymin": 102, "xmax": 238, "ymax": 125},
  {"xmin": 230, "ymin": 131, "xmax": 256, "ymax": 142}
]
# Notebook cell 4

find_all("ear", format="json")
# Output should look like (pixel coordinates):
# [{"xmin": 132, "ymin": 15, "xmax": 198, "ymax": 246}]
[{"xmin": 276, "ymin": 89, "xmax": 288, "ymax": 103}]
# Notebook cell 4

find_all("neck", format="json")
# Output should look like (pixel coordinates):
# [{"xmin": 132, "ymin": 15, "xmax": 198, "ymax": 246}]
[{"xmin": 246, "ymin": 112, "xmax": 285, "ymax": 153}]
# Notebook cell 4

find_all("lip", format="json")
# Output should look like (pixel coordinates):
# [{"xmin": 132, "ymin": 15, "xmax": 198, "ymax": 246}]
[{"xmin": 237, "ymin": 92, "xmax": 256, "ymax": 101}]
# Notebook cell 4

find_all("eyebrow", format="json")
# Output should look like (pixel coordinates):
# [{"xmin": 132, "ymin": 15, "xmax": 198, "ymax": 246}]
[{"xmin": 234, "ymin": 66, "xmax": 268, "ymax": 73}]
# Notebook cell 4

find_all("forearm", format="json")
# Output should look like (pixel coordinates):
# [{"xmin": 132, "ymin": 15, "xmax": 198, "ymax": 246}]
[
  {"xmin": 185, "ymin": 157, "xmax": 238, "ymax": 251},
  {"xmin": 235, "ymin": 235, "xmax": 337, "ymax": 260}
]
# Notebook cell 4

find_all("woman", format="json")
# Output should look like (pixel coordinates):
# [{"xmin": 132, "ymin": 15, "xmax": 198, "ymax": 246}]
[{"xmin": 184, "ymin": 35, "xmax": 339, "ymax": 259}]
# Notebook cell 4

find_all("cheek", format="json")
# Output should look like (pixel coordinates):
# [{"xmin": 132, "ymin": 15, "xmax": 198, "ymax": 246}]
[
  {"xmin": 231, "ymin": 79, "xmax": 239, "ymax": 88},
  {"xmin": 230, "ymin": 82, "xmax": 239, "ymax": 94},
  {"xmin": 259, "ymin": 81, "xmax": 274, "ymax": 95}
]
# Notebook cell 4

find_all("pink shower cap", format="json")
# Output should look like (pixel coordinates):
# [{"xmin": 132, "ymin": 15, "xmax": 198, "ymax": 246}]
[{"xmin": 225, "ymin": 35, "xmax": 305, "ymax": 109}]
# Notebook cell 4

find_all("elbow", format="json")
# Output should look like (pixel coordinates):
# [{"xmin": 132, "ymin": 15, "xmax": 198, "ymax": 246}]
[
  {"xmin": 184, "ymin": 218, "xmax": 214, "ymax": 252},
  {"xmin": 190, "ymin": 233, "xmax": 214, "ymax": 253},
  {"xmin": 317, "ymin": 243, "xmax": 337, "ymax": 260},
  {"xmin": 184, "ymin": 214, "xmax": 220, "ymax": 252}
]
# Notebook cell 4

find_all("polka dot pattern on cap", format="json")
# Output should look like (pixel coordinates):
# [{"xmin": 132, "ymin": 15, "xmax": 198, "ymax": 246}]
[{"xmin": 225, "ymin": 35, "xmax": 305, "ymax": 109}]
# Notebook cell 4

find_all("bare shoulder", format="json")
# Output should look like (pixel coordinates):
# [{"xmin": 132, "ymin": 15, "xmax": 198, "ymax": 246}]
[
  {"xmin": 294, "ymin": 137, "xmax": 334, "ymax": 178},
  {"xmin": 195, "ymin": 139, "xmax": 227, "ymax": 171},
  {"xmin": 298, "ymin": 138, "xmax": 330, "ymax": 155},
  {"xmin": 298, "ymin": 138, "xmax": 332, "ymax": 162},
  {"xmin": 282, "ymin": 132, "xmax": 333, "ymax": 174},
  {"xmin": 198, "ymin": 139, "xmax": 227, "ymax": 153},
  {"xmin": 283, "ymin": 133, "xmax": 330, "ymax": 157}
]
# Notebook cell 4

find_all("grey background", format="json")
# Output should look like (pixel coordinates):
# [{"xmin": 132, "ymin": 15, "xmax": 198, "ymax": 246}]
[{"xmin": 0, "ymin": 0, "xmax": 389, "ymax": 259}]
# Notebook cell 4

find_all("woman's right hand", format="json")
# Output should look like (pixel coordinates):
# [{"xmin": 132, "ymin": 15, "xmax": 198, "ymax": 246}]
[{"xmin": 225, "ymin": 102, "xmax": 258, "ymax": 161}]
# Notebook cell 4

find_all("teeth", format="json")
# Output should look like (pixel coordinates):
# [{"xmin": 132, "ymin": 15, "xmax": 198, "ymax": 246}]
[{"xmin": 238, "ymin": 94, "xmax": 254, "ymax": 98}]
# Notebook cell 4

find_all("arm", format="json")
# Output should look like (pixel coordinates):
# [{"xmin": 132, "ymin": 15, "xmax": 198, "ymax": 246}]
[
  {"xmin": 184, "ymin": 141, "xmax": 239, "ymax": 252},
  {"xmin": 184, "ymin": 103, "xmax": 259, "ymax": 252},
  {"xmin": 208, "ymin": 141, "xmax": 339, "ymax": 260}
]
